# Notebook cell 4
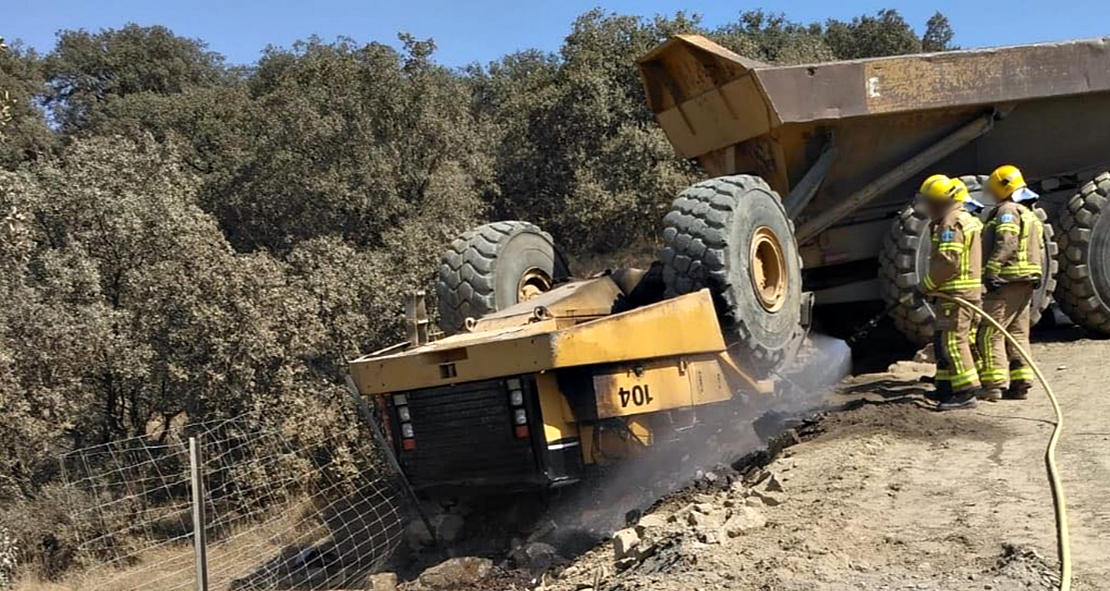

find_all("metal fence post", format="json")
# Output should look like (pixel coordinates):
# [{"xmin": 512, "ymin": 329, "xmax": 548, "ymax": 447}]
[{"xmin": 189, "ymin": 436, "xmax": 209, "ymax": 591}]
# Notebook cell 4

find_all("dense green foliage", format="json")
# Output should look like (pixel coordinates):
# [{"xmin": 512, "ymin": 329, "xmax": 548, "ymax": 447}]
[{"xmin": 0, "ymin": 9, "xmax": 955, "ymax": 580}]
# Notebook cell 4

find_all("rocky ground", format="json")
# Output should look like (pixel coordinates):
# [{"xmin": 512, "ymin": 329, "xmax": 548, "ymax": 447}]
[{"xmin": 377, "ymin": 327, "xmax": 1110, "ymax": 591}]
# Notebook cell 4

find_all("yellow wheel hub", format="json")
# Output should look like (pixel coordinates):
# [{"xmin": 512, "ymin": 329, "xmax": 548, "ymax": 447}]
[{"xmin": 750, "ymin": 227, "xmax": 788, "ymax": 312}]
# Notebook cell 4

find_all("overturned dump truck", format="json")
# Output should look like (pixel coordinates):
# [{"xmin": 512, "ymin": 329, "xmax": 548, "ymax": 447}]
[
  {"xmin": 348, "ymin": 35, "xmax": 1110, "ymax": 495},
  {"xmin": 349, "ymin": 238, "xmax": 777, "ymax": 493},
  {"xmin": 638, "ymin": 35, "xmax": 1110, "ymax": 343}
]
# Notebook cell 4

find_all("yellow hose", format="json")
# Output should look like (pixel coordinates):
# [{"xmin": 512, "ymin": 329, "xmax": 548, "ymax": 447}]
[{"xmin": 932, "ymin": 293, "xmax": 1071, "ymax": 591}]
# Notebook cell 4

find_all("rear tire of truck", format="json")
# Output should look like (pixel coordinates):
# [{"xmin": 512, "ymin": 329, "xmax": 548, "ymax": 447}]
[
  {"xmin": 660, "ymin": 175, "xmax": 804, "ymax": 377},
  {"xmin": 879, "ymin": 195, "xmax": 1058, "ymax": 346},
  {"xmin": 437, "ymin": 221, "xmax": 570, "ymax": 335},
  {"xmin": 1054, "ymin": 172, "xmax": 1110, "ymax": 335}
]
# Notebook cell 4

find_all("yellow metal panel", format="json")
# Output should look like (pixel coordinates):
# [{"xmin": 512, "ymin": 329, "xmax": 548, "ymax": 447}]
[
  {"xmin": 578, "ymin": 424, "xmax": 597, "ymax": 466},
  {"xmin": 860, "ymin": 41, "xmax": 1110, "ymax": 115},
  {"xmin": 348, "ymin": 321, "xmax": 560, "ymax": 394},
  {"xmin": 625, "ymin": 417, "xmax": 654, "ymax": 447},
  {"xmin": 687, "ymin": 357, "xmax": 733, "ymax": 406},
  {"xmin": 655, "ymin": 76, "xmax": 772, "ymax": 159},
  {"xmin": 549, "ymin": 289, "xmax": 726, "ymax": 367},
  {"xmin": 590, "ymin": 353, "xmax": 735, "ymax": 419},
  {"xmin": 535, "ymin": 373, "xmax": 577, "ymax": 444},
  {"xmin": 592, "ymin": 358, "xmax": 694, "ymax": 418},
  {"xmin": 476, "ymin": 277, "xmax": 623, "ymax": 329},
  {"xmin": 863, "ymin": 54, "xmax": 1007, "ymax": 114},
  {"xmin": 350, "ymin": 289, "xmax": 725, "ymax": 395}
]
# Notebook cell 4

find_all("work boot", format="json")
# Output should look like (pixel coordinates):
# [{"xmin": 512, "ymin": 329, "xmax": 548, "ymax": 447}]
[
  {"xmin": 923, "ymin": 377, "xmax": 951, "ymax": 403},
  {"xmin": 977, "ymin": 388, "xmax": 1003, "ymax": 402},
  {"xmin": 937, "ymin": 389, "xmax": 979, "ymax": 411},
  {"xmin": 1004, "ymin": 381, "xmax": 1031, "ymax": 400}
]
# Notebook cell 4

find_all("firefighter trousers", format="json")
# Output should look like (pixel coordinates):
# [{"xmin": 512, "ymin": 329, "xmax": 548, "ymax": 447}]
[
  {"xmin": 976, "ymin": 282, "xmax": 1035, "ymax": 390},
  {"xmin": 933, "ymin": 299, "xmax": 981, "ymax": 394}
]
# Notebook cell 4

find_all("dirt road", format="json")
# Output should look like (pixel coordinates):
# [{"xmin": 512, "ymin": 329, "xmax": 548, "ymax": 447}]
[{"xmin": 540, "ymin": 330, "xmax": 1110, "ymax": 591}]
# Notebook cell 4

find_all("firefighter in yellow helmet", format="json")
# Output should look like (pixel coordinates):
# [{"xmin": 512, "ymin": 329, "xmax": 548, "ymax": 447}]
[
  {"xmin": 916, "ymin": 174, "xmax": 984, "ymax": 410},
  {"xmin": 977, "ymin": 165, "xmax": 1044, "ymax": 401}
]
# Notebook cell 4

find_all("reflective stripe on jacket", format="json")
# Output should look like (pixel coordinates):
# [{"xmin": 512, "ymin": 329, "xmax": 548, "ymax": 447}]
[{"xmin": 983, "ymin": 200, "xmax": 1043, "ymax": 281}]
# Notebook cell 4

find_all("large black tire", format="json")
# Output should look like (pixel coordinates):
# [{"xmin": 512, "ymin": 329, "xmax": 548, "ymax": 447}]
[
  {"xmin": 659, "ymin": 175, "xmax": 804, "ymax": 376},
  {"xmin": 878, "ymin": 206, "xmax": 935, "ymax": 345},
  {"xmin": 1054, "ymin": 172, "xmax": 1110, "ymax": 334},
  {"xmin": 879, "ymin": 189, "xmax": 1058, "ymax": 346},
  {"xmin": 436, "ymin": 221, "xmax": 570, "ymax": 335}
]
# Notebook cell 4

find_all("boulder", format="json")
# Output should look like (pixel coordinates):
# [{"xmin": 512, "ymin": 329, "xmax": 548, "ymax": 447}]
[
  {"xmin": 635, "ymin": 514, "xmax": 668, "ymax": 534},
  {"xmin": 414, "ymin": 557, "xmax": 492, "ymax": 589},
  {"xmin": 611, "ymin": 528, "xmax": 640, "ymax": 560},
  {"xmin": 749, "ymin": 490, "xmax": 785, "ymax": 507},
  {"xmin": 721, "ymin": 506, "xmax": 766, "ymax": 537},
  {"xmin": 404, "ymin": 520, "xmax": 434, "ymax": 550}
]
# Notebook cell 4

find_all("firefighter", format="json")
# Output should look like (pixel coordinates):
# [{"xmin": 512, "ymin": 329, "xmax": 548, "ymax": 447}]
[
  {"xmin": 916, "ymin": 174, "xmax": 984, "ymax": 410},
  {"xmin": 977, "ymin": 165, "xmax": 1044, "ymax": 401}
]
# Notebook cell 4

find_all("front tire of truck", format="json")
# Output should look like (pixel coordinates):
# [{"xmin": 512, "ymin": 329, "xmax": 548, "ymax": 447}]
[
  {"xmin": 880, "ymin": 191, "xmax": 1058, "ymax": 346},
  {"xmin": 660, "ymin": 175, "xmax": 804, "ymax": 377},
  {"xmin": 1054, "ymin": 172, "xmax": 1110, "ymax": 335},
  {"xmin": 437, "ymin": 221, "xmax": 570, "ymax": 335}
]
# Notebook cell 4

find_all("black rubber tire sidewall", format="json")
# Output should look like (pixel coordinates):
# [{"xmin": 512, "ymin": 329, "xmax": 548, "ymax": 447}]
[
  {"xmin": 879, "ymin": 205, "xmax": 934, "ymax": 346},
  {"xmin": 437, "ymin": 221, "xmax": 569, "ymax": 335},
  {"xmin": 724, "ymin": 188, "xmax": 802, "ymax": 350},
  {"xmin": 492, "ymin": 232, "xmax": 563, "ymax": 310},
  {"xmin": 1054, "ymin": 172, "xmax": 1110, "ymax": 334},
  {"xmin": 660, "ymin": 175, "xmax": 803, "ymax": 375}
]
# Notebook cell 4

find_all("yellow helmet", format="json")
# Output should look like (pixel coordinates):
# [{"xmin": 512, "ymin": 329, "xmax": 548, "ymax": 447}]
[
  {"xmin": 951, "ymin": 178, "xmax": 970, "ymax": 203},
  {"xmin": 918, "ymin": 174, "xmax": 966, "ymax": 202},
  {"xmin": 986, "ymin": 165, "xmax": 1026, "ymax": 199}
]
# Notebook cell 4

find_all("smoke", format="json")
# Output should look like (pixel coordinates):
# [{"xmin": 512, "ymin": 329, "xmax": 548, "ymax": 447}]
[
  {"xmin": 540, "ymin": 333, "xmax": 852, "ymax": 549},
  {"xmin": 774, "ymin": 333, "xmax": 852, "ymax": 413}
]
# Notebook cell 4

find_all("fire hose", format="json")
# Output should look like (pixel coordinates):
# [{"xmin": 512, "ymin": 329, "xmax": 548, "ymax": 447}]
[
  {"xmin": 937, "ymin": 293, "xmax": 1070, "ymax": 591},
  {"xmin": 851, "ymin": 293, "xmax": 1071, "ymax": 590}
]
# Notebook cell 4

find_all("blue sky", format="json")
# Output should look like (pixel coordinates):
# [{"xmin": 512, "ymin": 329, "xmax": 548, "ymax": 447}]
[{"xmin": 6, "ymin": 0, "xmax": 1106, "ymax": 67}]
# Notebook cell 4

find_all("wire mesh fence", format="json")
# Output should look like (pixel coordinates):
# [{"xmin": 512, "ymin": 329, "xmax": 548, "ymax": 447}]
[{"xmin": 59, "ymin": 414, "xmax": 409, "ymax": 591}]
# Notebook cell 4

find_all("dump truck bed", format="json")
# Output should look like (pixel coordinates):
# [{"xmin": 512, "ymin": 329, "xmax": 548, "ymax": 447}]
[{"xmin": 640, "ymin": 35, "xmax": 1110, "ymax": 160}]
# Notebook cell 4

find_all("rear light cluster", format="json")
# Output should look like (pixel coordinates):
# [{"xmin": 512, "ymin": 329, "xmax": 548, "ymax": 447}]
[
  {"xmin": 393, "ymin": 394, "xmax": 416, "ymax": 451},
  {"xmin": 508, "ymin": 378, "xmax": 529, "ymax": 439}
]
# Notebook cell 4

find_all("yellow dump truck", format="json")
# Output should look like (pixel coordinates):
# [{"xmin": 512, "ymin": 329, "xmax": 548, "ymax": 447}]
[
  {"xmin": 349, "ymin": 245, "xmax": 776, "ymax": 493},
  {"xmin": 349, "ymin": 35, "xmax": 1110, "ymax": 494}
]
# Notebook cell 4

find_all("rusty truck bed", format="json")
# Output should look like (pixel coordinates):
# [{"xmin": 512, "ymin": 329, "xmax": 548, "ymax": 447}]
[{"xmin": 639, "ymin": 35, "xmax": 1110, "ymax": 160}]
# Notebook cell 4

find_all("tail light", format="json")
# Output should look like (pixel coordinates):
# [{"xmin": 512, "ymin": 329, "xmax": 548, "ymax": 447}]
[
  {"xmin": 393, "ymin": 394, "xmax": 416, "ymax": 450},
  {"xmin": 508, "ymin": 379, "xmax": 529, "ymax": 439}
]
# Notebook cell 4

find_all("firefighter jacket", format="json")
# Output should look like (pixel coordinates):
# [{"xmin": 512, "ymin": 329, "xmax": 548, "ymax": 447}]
[
  {"xmin": 922, "ymin": 207, "xmax": 983, "ymax": 299},
  {"xmin": 983, "ymin": 200, "xmax": 1044, "ymax": 282}
]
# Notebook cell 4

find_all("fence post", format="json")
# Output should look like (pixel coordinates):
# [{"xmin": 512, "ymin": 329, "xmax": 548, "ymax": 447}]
[{"xmin": 188, "ymin": 436, "xmax": 209, "ymax": 591}]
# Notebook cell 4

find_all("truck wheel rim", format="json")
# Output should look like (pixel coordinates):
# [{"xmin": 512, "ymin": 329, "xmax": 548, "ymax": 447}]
[
  {"xmin": 518, "ymin": 269, "xmax": 553, "ymax": 301},
  {"xmin": 750, "ymin": 226, "xmax": 788, "ymax": 313}
]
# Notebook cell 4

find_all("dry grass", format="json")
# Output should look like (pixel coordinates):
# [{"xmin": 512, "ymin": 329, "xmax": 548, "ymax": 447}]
[{"xmin": 12, "ymin": 501, "xmax": 332, "ymax": 591}]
